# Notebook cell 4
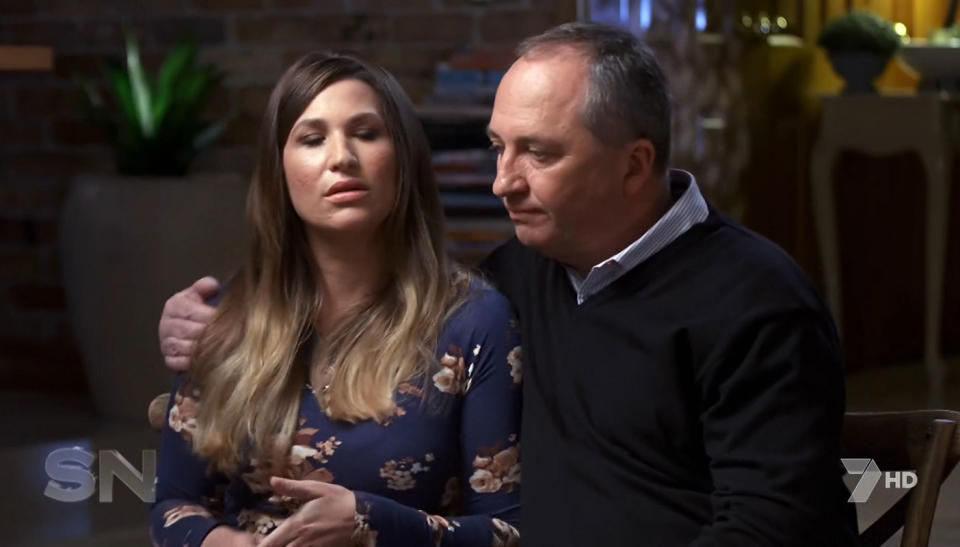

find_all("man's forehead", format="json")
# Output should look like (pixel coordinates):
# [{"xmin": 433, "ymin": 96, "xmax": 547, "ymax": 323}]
[
  {"xmin": 491, "ymin": 53, "xmax": 586, "ymax": 129},
  {"xmin": 507, "ymin": 51, "xmax": 587, "ymax": 92}
]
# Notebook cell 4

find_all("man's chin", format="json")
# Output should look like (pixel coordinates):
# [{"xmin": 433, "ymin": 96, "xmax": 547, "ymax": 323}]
[
  {"xmin": 514, "ymin": 226, "xmax": 556, "ymax": 255},
  {"xmin": 514, "ymin": 227, "xmax": 583, "ymax": 268}
]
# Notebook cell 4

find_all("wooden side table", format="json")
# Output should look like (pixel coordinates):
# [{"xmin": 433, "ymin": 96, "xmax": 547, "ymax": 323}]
[{"xmin": 811, "ymin": 94, "xmax": 958, "ymax": 403}]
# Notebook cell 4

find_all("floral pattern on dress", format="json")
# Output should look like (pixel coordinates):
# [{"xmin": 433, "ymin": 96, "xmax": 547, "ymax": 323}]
[
  {"xmin": 234, "ymin": 427, "xmax": 339, "ymax": 521},
  {"xmin": 353, "ymin": 501, "xmax": 379, "ymax": 547},
  {"xmin": 265, "ymin": 427, "xmax": 338, "ymax": 512},
  {"xmin": 162, "ymin": 503, "xmax": 212, "ymax": 528},
  {"xmin": 491, "ymin": 518, "xmax": 520, "ymax": 547},
  {"xmin": 242, "ymin": 427, "xmax": 342, "ymax": 511},
  {"xmin": 464, "ymin": 344, "xmax": 482, "ymax": 393},
  {"xmin": 469, "ymin": 445, "xmax": 520, "ymax": 494},
  {"xmin": 168, "ymin": 383, "xmax": 200, "ymax": 441},
  {"xmin": 379, "ymin": 454, "xmax": 432, "ymax": 491},
  {"xmin": 433, "ymin": 345, "xmax": 469, "ymax": 394},
  {"xmin": 381, "ymin": 403, "xmax": 408, "ymax": 427},
  {"xmin": 152, "ymin": 282, "xmax": 522, "ymax": 547},
  {"xmin": 423, "ymin": 511, "xmax": 461, "ymax": 546},
  {"xmin": 236, "ymin": 509, "xmax": 286, "ymax": 537},
  {"xmin": 506, "ymin": 346, "xmax": 521, "ymax": 385},
  {"xmin": 397, "ymin": 382, "xmax": 425, "ymax": 398}
]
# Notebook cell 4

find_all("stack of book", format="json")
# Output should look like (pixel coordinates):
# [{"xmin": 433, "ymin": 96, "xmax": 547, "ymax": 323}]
[
  {"xmin": 431, "ymin": 147, "xmax": 513, "ymax": 264},
  {"xmin": 418, "ymin": 46, "xmax": 517, "ymax": 263}
]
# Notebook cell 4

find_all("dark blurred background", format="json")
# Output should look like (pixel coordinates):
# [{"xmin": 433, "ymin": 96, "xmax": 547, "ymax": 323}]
[{"xmin": 1, "ymin": 0, "xmax": 959, "ymax": 545}]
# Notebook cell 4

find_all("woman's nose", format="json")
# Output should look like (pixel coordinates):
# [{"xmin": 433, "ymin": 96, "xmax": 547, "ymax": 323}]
[{"xmin": 329, "ymin": 135, "xmax": 358, "ymax": 171}]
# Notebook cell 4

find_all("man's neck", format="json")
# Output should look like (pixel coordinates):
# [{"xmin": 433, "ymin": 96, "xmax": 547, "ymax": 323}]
[{"xmin": 567, "ymin": 182, "xmax": 673, "ymax": 276}]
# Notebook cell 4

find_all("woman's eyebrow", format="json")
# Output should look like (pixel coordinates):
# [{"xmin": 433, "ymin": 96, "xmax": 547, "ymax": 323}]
[
  {"xmin": 291, "ymin": 118, "xmax": 326, "ymax": 132},
  {"xmin": 293, "ymin": 111, "xmax": 383, "ymax": 132},
  {"xmin": 345, "ymin": 111, "xmax": 384, "ymax": 126}
]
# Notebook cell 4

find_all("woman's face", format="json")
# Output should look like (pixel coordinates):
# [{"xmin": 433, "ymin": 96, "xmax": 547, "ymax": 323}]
[{"xmin": 283, "ymin": 78, "xmax": 397, "ymax": 239}]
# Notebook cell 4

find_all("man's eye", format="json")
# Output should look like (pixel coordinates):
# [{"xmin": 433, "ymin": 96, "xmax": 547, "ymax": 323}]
[
  {"xmin": 488, "ymin": 143, "xmax": 503, "ymax": 155},
  {"xmin": 529, "ymin": 149, "xmax": 548, "ymax": 161}
]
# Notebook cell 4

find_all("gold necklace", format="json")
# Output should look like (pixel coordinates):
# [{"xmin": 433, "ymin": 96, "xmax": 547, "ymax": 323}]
[{"xmin": 307, "ymin": 363, "xmax": 336, "ymax": 396}]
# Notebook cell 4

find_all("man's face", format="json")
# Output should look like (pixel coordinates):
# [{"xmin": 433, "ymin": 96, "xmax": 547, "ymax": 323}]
[{"xmin": 487, "ymin": 49, "xmax": 631, "ymax": 267}]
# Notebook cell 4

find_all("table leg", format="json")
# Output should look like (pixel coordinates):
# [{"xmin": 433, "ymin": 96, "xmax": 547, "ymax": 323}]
[
  {"xmin": 811, "ymin": 143, "xmax": 844, "ymax": 337},
  {"xmin": 921, "ymin": 147, "xmax": 949, "ymax": 406}
]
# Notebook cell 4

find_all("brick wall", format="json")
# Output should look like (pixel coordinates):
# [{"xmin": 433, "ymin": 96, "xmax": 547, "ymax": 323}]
[{"xmin": 0, "ymin": 0, "xmax": 572, "ymax": 391}]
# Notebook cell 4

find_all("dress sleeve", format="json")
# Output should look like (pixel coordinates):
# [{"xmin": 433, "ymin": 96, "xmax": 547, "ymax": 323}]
[
  {"xmin": 353, "ymin": 286, "xmax": 522, "ymax": 547},
  {"xmin": 150, "ymin": 374, "xmax": 231, "ymax": 547},
  {"xmin": 691, "ymin": 309, "xmax": 858, "ymax": 546}
]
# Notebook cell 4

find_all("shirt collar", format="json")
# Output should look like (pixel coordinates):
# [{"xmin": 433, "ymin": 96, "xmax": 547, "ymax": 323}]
[{"xmin": 566, "ymin": 169, "xmax": 709, "ymax": 303}]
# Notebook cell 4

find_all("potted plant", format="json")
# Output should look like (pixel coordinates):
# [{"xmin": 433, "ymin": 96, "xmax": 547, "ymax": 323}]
[
  {"xmin": 60, "ymin": 33, "xmax": 248, "ymax": 422},
  {"xmin": 818, "ymin": 10, "xmax": 901, "ymax": 93}
]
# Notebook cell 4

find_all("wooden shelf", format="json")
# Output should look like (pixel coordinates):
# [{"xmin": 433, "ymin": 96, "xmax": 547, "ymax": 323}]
[
  {"xmin": 416, "ymin": 104, "xmax": 492, "ymax": 121},
  {"xmin": 421, "ymin": 105, "xmax": 508, "ymax": 262},
  {"xmin": 0, "ymin": 46, "xmax": 53, "ymax": 71}
]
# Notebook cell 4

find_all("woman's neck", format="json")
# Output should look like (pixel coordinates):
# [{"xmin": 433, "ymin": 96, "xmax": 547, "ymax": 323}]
[{"xmin": 307, "ymin": 230, "xmax": 390, "ymax": 333}]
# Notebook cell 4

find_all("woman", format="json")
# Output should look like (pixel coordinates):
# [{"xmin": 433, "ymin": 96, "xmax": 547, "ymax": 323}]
[{"xmin": 150, "ymin": 52, "xmax": 522, "ymax": 547}]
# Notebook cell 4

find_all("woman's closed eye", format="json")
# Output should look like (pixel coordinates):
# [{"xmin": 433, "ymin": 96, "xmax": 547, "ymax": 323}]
[
  {"xmin": 355, "ymin": 128, "xmax": 380, "ymax": 141},
  {"xmin": 300, "ymin": 134, "xmax": 326, "ymax": 147}
]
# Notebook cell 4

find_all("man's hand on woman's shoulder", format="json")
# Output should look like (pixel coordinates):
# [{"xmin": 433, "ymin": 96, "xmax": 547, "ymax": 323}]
[{"xmin": 159, "ymin": 276, "xmax": 221, "ymax": 371}]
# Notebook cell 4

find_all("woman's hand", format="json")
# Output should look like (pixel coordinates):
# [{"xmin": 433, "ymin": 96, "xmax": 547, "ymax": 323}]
[
  {"xmin": 257, "ymin": 477, "xmax": 357, "ymax": 547},
  {"xmin": 201, "ymin": 525, "xmax": 258, "ymax": 546}
]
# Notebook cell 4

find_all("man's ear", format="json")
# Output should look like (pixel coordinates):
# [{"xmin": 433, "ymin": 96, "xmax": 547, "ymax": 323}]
[{"xmin": 622, "ymin": 138, "xmax": 656, "ymax": 196}]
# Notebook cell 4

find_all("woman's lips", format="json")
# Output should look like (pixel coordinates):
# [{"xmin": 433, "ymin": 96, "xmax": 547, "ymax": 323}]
[{"xmin": 325, "ymin": 179, "xmax": 369, "ymax": 203}]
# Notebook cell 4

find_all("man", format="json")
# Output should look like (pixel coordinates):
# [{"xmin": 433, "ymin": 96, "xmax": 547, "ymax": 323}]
[{"xmin": 159, "ymin": 23, "xmax": 859, "ymax": 546}]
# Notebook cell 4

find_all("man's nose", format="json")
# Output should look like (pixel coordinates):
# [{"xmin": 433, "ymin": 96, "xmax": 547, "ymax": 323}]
[{"xmin": 492, "ymin": 153, "xmax": 525, "ymax": 197}]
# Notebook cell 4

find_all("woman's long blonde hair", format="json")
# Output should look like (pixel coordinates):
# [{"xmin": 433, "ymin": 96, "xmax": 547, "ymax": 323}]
[{"xmin": 188, "ymin": 52, "xmax": 464, "ymax": 473}]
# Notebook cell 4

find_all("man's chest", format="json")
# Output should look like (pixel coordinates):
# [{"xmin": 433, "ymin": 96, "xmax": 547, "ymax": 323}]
[{"xmin": 525, "ymin": 315, "xmax": 702, "ymax": 448}]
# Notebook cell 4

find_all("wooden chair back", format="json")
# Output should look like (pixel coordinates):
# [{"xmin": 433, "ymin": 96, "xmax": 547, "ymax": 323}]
[
  {"xmin": 843, "ymin": 410, "xmax": 960, "ymax": 547},
  {"xmin": 148, "ymin": 393, "xmax": 169, "ymax": 431}
]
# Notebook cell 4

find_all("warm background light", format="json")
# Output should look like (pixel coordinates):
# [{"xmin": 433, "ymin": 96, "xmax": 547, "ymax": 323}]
[{"xmin": 800, "ymin": 0, "xmax": 956, "ymax": 93}]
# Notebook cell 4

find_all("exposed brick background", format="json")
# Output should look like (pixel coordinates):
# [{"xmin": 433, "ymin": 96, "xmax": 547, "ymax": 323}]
[{"xmin": 0, "ymin": 0, "xmax": 573, "ymax": 391}]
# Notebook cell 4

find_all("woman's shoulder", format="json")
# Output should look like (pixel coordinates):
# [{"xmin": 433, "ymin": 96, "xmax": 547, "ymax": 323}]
[
  {"xmin": 437, "ymin": 273, "xmax": 521, "ymax": 386},
  {"xmin": 452, "ymin": 273, "xmax": 514, "ymax": 319},
  {"xmin": 438, "ymin": 271, "xmax": 517, "ymax": 339}
]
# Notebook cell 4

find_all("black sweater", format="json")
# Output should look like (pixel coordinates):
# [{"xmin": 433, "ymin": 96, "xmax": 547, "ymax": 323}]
[{"xmin": 481, "ymin": 210, "xmax": 859, "ymax": 546}]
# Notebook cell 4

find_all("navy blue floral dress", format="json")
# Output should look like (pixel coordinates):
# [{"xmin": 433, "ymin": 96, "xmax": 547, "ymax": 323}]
[{"xmin": 150, "ymin": 282, "xmax": 522, "ymax": 546}]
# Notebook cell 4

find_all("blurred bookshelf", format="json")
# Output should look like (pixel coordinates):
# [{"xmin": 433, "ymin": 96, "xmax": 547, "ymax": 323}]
[{"xmin": 418, "ymin": 107, "xmax": 513, "ymax": 265}]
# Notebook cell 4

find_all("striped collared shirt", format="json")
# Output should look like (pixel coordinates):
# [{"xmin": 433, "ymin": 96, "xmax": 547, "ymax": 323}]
[{"xmin": 566, "ymin": 169, "xmax": 709, "ymax": 304}]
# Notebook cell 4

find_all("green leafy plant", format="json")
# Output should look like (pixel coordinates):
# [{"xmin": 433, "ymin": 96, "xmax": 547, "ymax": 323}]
[
  {"xmin": 817, "ymin": 10, "xmax": 901, "ymax": 56},
  {"xmin": 80, "ymin": 33, "xmax": 226, "ymax": 176}
]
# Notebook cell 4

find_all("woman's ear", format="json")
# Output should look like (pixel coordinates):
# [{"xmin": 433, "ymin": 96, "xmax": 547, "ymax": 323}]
[{"xmin": 622, "ymin": 138, "xmax": 656, "ymax": 197}]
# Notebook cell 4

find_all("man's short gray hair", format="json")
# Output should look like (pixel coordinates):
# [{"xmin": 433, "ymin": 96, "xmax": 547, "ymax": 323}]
[{"xmin": 517, "ymin": 22, "xmax": 672, "ymax": 174}]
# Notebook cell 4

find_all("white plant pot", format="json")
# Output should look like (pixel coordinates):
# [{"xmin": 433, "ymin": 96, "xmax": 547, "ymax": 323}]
[{"xmin": 59, "ymin": 174, "xmax": 248, "ymax": 422}]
